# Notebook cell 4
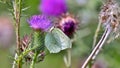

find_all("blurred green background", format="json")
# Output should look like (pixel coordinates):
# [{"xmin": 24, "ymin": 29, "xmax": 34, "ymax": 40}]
[{"xmin": 0, "ymin": 0, "xmax": 120, "ymax": 68}]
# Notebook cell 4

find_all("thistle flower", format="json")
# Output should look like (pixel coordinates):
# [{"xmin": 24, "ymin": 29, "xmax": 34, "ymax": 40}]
[
  {"xmin": 39, "ymin": 0, "xmax": 68, "ymax": 17},
  {"xmin": 58, "ymin": 14, "xmax": 78, "ymax": 38},
  {"xmin": 27, "ymin": 15, "xmax": 53, "ymax": 32}
]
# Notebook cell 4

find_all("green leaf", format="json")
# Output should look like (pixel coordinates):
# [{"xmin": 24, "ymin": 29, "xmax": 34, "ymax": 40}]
[{"xmin": 45, "ymin": 28, "xmax": 72, "ymax": 53}]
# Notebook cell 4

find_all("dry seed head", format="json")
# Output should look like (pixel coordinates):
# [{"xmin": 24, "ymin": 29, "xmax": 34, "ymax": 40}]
[{"xmin": 99, "ymin": 0, "xmax": 120, "ymax": 33}]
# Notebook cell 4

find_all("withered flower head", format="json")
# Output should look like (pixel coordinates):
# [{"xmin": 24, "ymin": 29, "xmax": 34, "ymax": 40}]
[{"xmin": 99, "ymin": 0, "xmax": 120, "ymax": 33}]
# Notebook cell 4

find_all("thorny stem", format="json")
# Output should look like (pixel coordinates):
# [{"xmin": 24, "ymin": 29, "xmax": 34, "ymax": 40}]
[
  {"xmin": 81, "ymin": 28, "xmax": 111, "ymax": 68},
  {"xmin": 12, "ymin": 53, "xmax": 18, "ymax": 68},
  {"xmin": 17, "ymin": 43, "xmax": 44, "ymax": 63},
  {"xmin": 13, "ymin": 0, "xmax": 22, "ymax": 68},
  {"xmin": 30, "ymin": 53, "xmax": 37, "ymax": 68},
  {"xmin": 64, "ymin": 48, "xmax": 72, "ymax": 68},
  {"xmin": 14, "ymin": 31, "xmax": 43, "ymax": 65}
]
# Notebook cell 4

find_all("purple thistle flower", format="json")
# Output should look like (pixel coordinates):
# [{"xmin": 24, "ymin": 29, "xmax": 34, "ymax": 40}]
[
  {"xmin": 27, "ymin": 15, "xmax": 53, "ymax": 31},
  {"xmin": 39, "ymin": 0, "xmax": 68, "ymax": 17}
]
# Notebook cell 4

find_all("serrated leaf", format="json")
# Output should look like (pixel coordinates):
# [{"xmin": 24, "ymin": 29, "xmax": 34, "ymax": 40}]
[{"xmin": 45, "ymin": 28, "xmax": 72, "ymax": 53}]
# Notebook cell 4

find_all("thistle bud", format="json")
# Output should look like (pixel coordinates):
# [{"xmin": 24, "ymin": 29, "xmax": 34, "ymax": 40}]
[
  {"xmin": 20, "ymin": 35, "xmax": 31, "ymax": 52},
  {"xmin": 58, "ymin": 14, "xmax": 78, "ymax": 38}
]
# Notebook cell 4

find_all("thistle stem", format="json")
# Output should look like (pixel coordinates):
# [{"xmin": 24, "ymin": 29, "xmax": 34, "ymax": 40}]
[
  {"xmin": 14, "ymin": 0, "xmax": 21, "ymax": 54},
  {"xmin": 12, "ymin": 53, "xmax": 18, "ymax": 68},
  {"xmin": 64, "ymin": 48, "xmax": 72, "ymax": 68},
  {"xmin": 13, "ymin": 0, "xmax": 22, "ymax": 68},
  {"xmin": 82, "ymin": 28, "xmax": 111, "ymax": 68},
  {"xmin": 30, "ymin": 53, "xmax": 37, "ymax": 68},
  {"xmin": 16, "ymin": 40, "xmax": 45, "ymax": 67}
]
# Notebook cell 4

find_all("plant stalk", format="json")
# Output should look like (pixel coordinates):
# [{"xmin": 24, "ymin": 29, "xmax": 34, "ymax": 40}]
[
  {"xmin": 12, "ymin": 53, "xmax": 18, "ymax": 68},
  {"xmin": 81, "ymin": 28, "xmax": 111, "ymax": 68},
  {"xmin": 64, "ymin": 48, "xmax": 72, "ymax": 68},
  {"xmin": 13, "ymin": 0, "xmax": 22, "ymax": 68},
  {"xmin": 30, "ymin": 53, "xmax": 37, "ymax": 68},
  {"xmin": 87, "ymin": 21, "xmax": 102, "ymax": 67}
]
